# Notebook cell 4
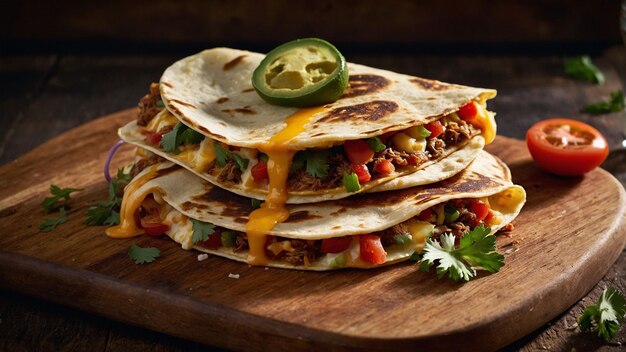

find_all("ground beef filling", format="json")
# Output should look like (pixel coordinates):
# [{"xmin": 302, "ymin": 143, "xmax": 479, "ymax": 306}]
[
  {"xmin": 130, "ymin": 154, "xmax": 166, "ymax": 178},
  {"xmin": 137, "ymin": 83, "xmax": 163, "ymax": 126}
]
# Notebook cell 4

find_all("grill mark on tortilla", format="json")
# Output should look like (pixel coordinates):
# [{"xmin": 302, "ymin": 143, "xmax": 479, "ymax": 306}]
[
  {"xmin": 234, "ymin": 217, "xmax": 248, "ymax": 224},
  {"xmin": 331, "ymin": 225, "xmax": 342, "ymax": 230},
  {"xmin": 216, "ymin": 97, "xmax": 229, "ymax": 104},
  {"xmin": 285, "ymin": 210, "xmax": 321, "ymax": 223},
  {"xmin": 241, "ymin": 87, "xmax": 255, "ymax": 93},
  {"xmin": 155, "ymin": 165, "xmax": 180, "ymax": 178},
  {"xmin": 317, "ymin": 101, "xmax": 398, "ymax": 123},
  {"xmin": 223, "ymin": 55, "xmax": 247, "ymax": 71},
  {"xmin": 192, "ymin": 186, "xmax": 252, "ymax": 217},
  {"xmin": 341, "ymin": 75, "xmax": 390, "ymax": 98},
  {"xmin": 170, "ymin": 99, "xmax": 196, "ymax": 109},
  {"xmin": 410, "ymin": 77, "xmax": 452, "ymax": 91},
  {"xmin": 330, "ymin": 208, "xmax": 347, "ymax": 216},
  {"xmin": 180, "ymin": 201, "xmax": 209, "ymax": 211},
  {"xmin": 221, "ymin": 108, "xmax": 256, "ymax": 115},
  {"xmin": 218, "ymin": 121, "xmax": 227, "ymax": 127},
  {"xmin": 161, "ymin": 81, "xmax": 173, "ymax": 88}
]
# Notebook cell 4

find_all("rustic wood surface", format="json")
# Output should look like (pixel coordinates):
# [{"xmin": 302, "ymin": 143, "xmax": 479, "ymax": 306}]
[{"xmin": 0, "ymin": 49, "xmax": 625, "ymax": 351}]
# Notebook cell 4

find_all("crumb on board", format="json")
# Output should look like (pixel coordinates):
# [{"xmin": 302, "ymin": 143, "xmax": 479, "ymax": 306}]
[
  {"xmin": 197, "ymin": 254, "xmax": 209, "ymax": 261},
  {"xmin": 228, "ymin": 273, "xmax": 240, "ymax": 279}
]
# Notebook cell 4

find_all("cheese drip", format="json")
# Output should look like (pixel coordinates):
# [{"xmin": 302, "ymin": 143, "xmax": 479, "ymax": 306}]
[
  {"xmin": 245, "ymin": 106, "xmax": 326, "ymax": 265},
  {"xmin": 470, "ymin": 99, "xmax": 496, "ymax": 144},
  {"xmin": 106, "ymin": 165, "xmax": 158, "ymax": 238}
]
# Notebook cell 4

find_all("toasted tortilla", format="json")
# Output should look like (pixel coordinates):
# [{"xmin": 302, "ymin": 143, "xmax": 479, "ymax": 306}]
[{"xmin": 127, "ymin": 151, "xmax": 525, "ymax": 270}]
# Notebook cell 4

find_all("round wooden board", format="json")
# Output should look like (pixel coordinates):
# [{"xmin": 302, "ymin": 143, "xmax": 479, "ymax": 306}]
[{"xmin": 0, "ymin": 109, "xmax": 625, "ymax": 351}]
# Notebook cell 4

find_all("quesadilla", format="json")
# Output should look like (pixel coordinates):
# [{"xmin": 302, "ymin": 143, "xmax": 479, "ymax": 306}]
[
  {"xmin": 119, "ymin": 47, "xmax": 496, "ymax": 204},
  {"xmin": 106, "ymin": 150, "xmax": 525, "ymax": 270}
]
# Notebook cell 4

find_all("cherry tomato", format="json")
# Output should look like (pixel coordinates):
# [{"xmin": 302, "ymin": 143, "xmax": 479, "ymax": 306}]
[
  {"xmin": 424, "ymin": 121, "xmax": 444, "ymax": 138},
  {"xmin": 457, "ymin": 102, "xmax": 479, "ymax": 120},
  {"xmin": 526, "ymin": 118, "xmax": 609, "ymax": 176},
  {"xmin": 321, "ymin": 236, "xmax": 352, "ymax": 254},
  {"xmin": 344, "ymin": 140, "xmax": 375, "ymax": 164},
  {"xmin": 351, "ymin": 163, "xmax": 371, "ymax": 183},
  {"xmin": 373, "ymin": 159, "xmax": 395, "ymax": 175},
  {"xmin": 359, "ymin": 235, "xmax": 387, "ymax": 264},
  {"xmin": 251, "ymin": 161, "xmax": 269, "ymax": 181},
  {"xmin": 469, "ymin": 199, "xmax": 490, "ymax": 221}
]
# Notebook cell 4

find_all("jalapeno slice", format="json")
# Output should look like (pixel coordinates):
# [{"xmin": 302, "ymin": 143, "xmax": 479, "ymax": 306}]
[{"xmin": 252, "ymin": 38, "xmax": 349, "ymax": 107}]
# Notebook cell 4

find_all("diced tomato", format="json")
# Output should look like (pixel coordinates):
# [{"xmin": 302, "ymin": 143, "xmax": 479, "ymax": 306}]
[
  {"xmin": 418, "ymin": 208, "xmax": 433, "ymax": 221},
  {"xmin": 202, "ymin": 228, "xmax": 223, "ymax": 249},
  {"xmin": 469, "ymin": 199, "xmax": 490, "ymax": 221},
  {"xmin": 457, "ymin": 102, "xmax": 479, "ymax": 121},
  {"xmin": 344, "ymin": 140, "xmax": 375, "ymax": 164},
  {"xmin": 373, "ymin": 159, "xmax": 395, "ymax": 175},
  {"xmin": 321, "ymin": 236, "xmax": 352, "ymax": 254},
  {"xmin": 137, "ymin": 196, "xmax": 169, "ymax": 236},
  {"xmin": 424, "ymin": 121, "xmax": 444, "ymax": 138},
  {"xmin": 142, "ymin": 130, "xmax": 163, "ymax": 145},
  {"xmin": 141, "ymin": 220, "xmax": 170, "ymax": 236},
  {"xmin": 351, "ymin": 163, "xmax": 371, "ymax": 183},
  {"xmin": 359, "ymin": 235, "xmax": 387, "ymax": 264},
  {"xmin": 251, "ymin": 161, "xmax": 269, "ymax": 181},
  {"xmin": 484, "ymin": 210, "xmax": 494, "ymax": 224}
]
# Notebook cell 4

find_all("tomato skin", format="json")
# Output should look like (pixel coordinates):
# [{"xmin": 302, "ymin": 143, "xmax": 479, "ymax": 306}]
[
  {"xmin": 424, "ymin": 121, "xmax": 444, "ymax": 138},
  {"xmin": 352, "ymin": 163, "xmax": 371, "ymax": 183},
  {"xmin": 251, "ymin": 161, "xmax": 269, "ymax": 181},
  {"xmin": 202, "ymin": 229, "xmax": 223, "ymax": 249},
  {"xmin": 373, "ymin": 159, "xmax": 395, "ymax": 175},
  {"xmin": 321, "ymin": 236, "xmax": 352, "ymax": 254},
  {"xmin": 344, "ymin": 140, "xmax": 375, "ymax": 164},
  {"xmin": 142, "ymin": 130, "xmax": 162, "ymax": 145},
  {"xmin": 359, "ymin": 235, "xmax": 387, "ymax": 264},
  {"xmin": 526, "ymin": 118, "xmax": 609, "ymax": 176},
  {"xmin": 469, "ymin": 200, "xmax": 490, "ymax": 221},
  {"xmin": 457, "ymin": 102, "xmax": 479, "ymax": 120},
  {"xmin": 141, "ymin": 220, "xmax": 170, "ymax": 236}
]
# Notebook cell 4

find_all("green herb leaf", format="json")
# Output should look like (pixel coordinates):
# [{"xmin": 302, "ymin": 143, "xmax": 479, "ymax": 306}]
[
  {"xmin": 393, "ymin": 233, "xmax": 412, "ymax": 249},
  {"xmin": 581, "ymin": 91, "xmax": 625, "ymax": 115},
  {"xmin": 40, "ymin": 207, "xmax": 68, "ymax": 232},
  {"xmin": 579, "ymin": 286, "xmax": 626, "ymax": 342},
  {"xmin": 220, "ymin": 231, "xmax": 239, "ymax": 247},
  {"xmin": 116, "ymin": 168, "xmax": 132, "ymax": 184},
  {"xmin": 214, "ymin": 143, "xmax": 229, "ymax": 167},
  {"xmin": 128, "ymin": 244, "xmax": 160, "ymax": 264},
  {"xmin": 179, "ymin": 127, "xmax": 205, "ymax": 145},
  {"xmin": 343, "ymin": 172, "xmax": 361, "ymax": 193},
  {"xmin": 409, "ymin": 251, "xmax": 421, "ymax": 262},
  {"xmin": 305, "ymin": 150, "xmax": 329, "ymax": 178},
  {"xmin": 161, "ymin": 123, "xmax": 184, "ymax": 154},
  {"xmin": 290, "ymin": 152, "xmax": 306, "ymax": 172},
  {"xmin": 420, "ymin": 225, "xmax": 503, "ymax": 282},
  {"xmin": 231, "ymin": 153, "xmax": 250, "ymax": 172},
  {"xmin": 191, "ymin": 219, "xmax": 216, "ymax": 244},
  {"xmin": 366, "ymin": 136, "xmax": 386, "ymax": 152},
  {"xmin": 251, "ymin": 198, "xmax": 262, "ymax": 209},
  {"xmin": 416, "ymin": 126, "xmax": 431, "ymax": 138},
  {"xmin": 42, "ymin": 185, "xmax": 82, "ymax": 214},
  {"xmin": 156, "ymin": 100, "xmax": 165, "ymax": 108},
  {"xmin": 85, "ymin": 167, "xmax": 130, "ymax": 226},
  {"xmin": 564, "ymin": 56, "xmax": 605, "ymax": 85},
  {"xmin": 85, "ymin": 203, "xmax": 115, "ymax": 226}
]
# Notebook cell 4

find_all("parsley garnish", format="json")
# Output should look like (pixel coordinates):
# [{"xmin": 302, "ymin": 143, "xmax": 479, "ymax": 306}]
[
  {"xmin": 191, "ymin": 219, "xmax": 216, "ymax": 244},
  {"xmin": 84, "ymin": 168, "xmax": 130, "ymax": 226},
  {"xmin": 564, "ymin": 56, "xmax": 605, "ymax": 85},
  {"xmin": 213, "ymin": 143, "xmax": 249, "ymax": 172},
  {"xmin": 161, "ymin": 122, "xmax": 205, "ymax": 154},
  {"xmin": 582, "ymin": 91, "xmax": 625, "ymax": 115},
  {"xmin": 42, "ymin": 185, "xmax": 82, "ymax": 214},
  {"xmin": 128, "ymin": 244, "xmax": 160, "ymax": 264},
  {"xmin": 579, "ymin": 286, "xmax": 626, "ymax": 342},
  {"xmin": 419, "ymin": 225, "xmax": 503, "ymax": 282},
  {"xmin": 366, "ymin": 136, "xmax": 386, "ymax": 152},
  {"xmin": 40, "ymin": 207, "xmax": 68, "ymax": 232}
]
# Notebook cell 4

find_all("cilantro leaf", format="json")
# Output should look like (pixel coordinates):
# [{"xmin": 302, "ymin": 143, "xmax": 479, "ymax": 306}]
[
  {"xmin": 84, "ymin": 167, "xmax": 130, "ymax": 226},
  {"xmin": 579, "ymin": 286, "xmax": 626, "ymax": 342},
  {"xmin": 116, "ymin": 168, "xmax": 132, "ymax": 184},
  {"xmin": 161, "ymin": 123, "xmax": 184, "ymax": 154},
  {"xmin": 179, "ymin": 127, "xmax": 204, "ymax": 145},
  {"xmin": 231, "ymin": 153, "xmax": 249, "ymax": 172},
  {"xmin": 156, "ymin": 100, "xmax": 165, "ymax": 108},
  {"xmin": 420, "ymin": 225, "xmax": 503, "ymax": 282},
  {"xmin": 42, "ymin": 185, "xmax": 82, "ymax": 214},
  {"xmin": 582, "ymin": 91, "xmax": 625, "ymax": 115},
  {"xmin": 128, "ymin": 244, "xmax": 160, "ymax": 264},
  {"xmin": 305, "ymin": 150, "xmax": 329, "ymax": 178},
  {"xmin": 40, "ymin": 207, "xmax": 68, "ymax": 232},
  {"xmin": 366, "ymin": 136, "xmax": 386, "ymax": 152},
  {"xmin": 85, "ymin": 203, "xmax": 115, "ymax": 226},
  {"xmin": 290, "ymin": 152, "xmax": 306, "ymax": 172},
  {"xmin": 191, "ymin": 219, "xmax": 216, "ymax": 243},
  {"xmin": 213, "ymin": 143, "xmax": 248, "ymax": 172},
  {"xmin": 251, "ymin": 198, "xmax": 262, "ymax": 209},
  {"xmin": 564, "ymin": 56, "xmax": 605, "ymax": 85}
]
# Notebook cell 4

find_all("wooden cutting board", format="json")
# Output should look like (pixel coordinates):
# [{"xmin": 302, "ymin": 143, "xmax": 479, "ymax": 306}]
[{"xmin": 0, "ymin": 109, "xmax": 624, "ymax": 351}]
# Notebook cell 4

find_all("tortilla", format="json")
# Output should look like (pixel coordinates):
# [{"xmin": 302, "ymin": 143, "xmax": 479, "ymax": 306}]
[{"xmin": 122, "ymin": 151, "xmax": 525, "ymax": 270}]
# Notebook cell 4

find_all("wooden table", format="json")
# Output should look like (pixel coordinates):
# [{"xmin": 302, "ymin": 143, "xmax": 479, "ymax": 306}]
[{"xmin": 1, "ymin": 47, "xmax": 625, "ymax": 351}]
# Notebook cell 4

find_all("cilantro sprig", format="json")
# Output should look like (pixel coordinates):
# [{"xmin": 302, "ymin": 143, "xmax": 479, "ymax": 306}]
[
  {"xmin": 84, "ymin": 169, "xmax": 129, "ymax": 226},
  {"xmin": 564, "ymin": 56, "xmax": 605, "ymax": 85},
  {"xmin": 214, "ymin": 143, "xmax": 249, "ymax": 172},
  {"xmin": 579, "ymin": 286, "xmax": 626, "ymax": 342},
  {"xmin": 191, "ymin": 219, "xmax": 216, "ymax": 244},
  {"xmin": 128, "ymin": 244, "xmax": 160, "ymax": 264},
  {"xmin": 161, "ymin": 122, "xmax": 205, "ymax": 154},
  {"xmin": 419, "ymin": 225, "xmax": 504, "ymax": 282},
  {"xmin": 366, "ymin": 136, "xmax": 386, "ymax": 152},
  {"xmin": 40, "ymin": 207, "xmax": 68, "ymax": 232},
  {"xmin": 291, "ymin": 150, "xmax": 329, "ymax": 178},
  {"xmin": 582, "ymin": 91, "xmax": 625, "ymax": 115},
  {"xmin": 42, "ymin": 185, "xmax": 82, "ymax": 214}
]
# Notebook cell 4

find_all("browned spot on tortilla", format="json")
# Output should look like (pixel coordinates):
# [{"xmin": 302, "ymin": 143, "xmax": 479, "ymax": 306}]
[
  {"xmin": 192, "ymin": 186, "xmax": 253, "ymax": 218},
  {"xmin": 341, "ymin": 75, "xmax": 390, "ymax": 99},
  {"xmin": 223, "ymin": 55, "xmax": 247, "ymax": 71},
  {"xmin": 317, "ymin": 101, "xmax": 398, "ymax": 123},
  {"xmin": 192, "ymin": 123, "xmax": 226, "ymax": 140},
  {"xmin": 330, "ymin": 208, "xmax": 348, "ymax": 216},
  {"xmin": 331, "ymin": 225, "xmax": 342, "ymax": 230},
  {"xmin": 161, "ymin": 81, "xmax": 173, "ymax": 88},
  {"xmin": 285, "ymin": 210, "xmax": 321, "ymax": 223},
  {"xmin": 310, "ymin": 132, "xmax": 326, "ymax": 137},
  {"xmin": 410, "ymin": 77, "xmax": 452, "ymax": 91},
  {"xmin": 241, "ymin": 87, "xmax": 255, "ymax": 93},
  {"xmin": 216, "ymin": 97, "xmax": 229, "ymax": 104},
  {"xmin": 426, "ymin": 96, "xmax": 437, "ymax": 100},
  {"xmin": 180, "ymin": 201, "xmax": 209, "ymax": 211},
  {"xmin": 234, "ymin": 217, "xmax": 248, "ymax": 223},
  {"xmin": 170, "ymin": 99, "xmax": 196, "ymax": 109},
  {"xmin": 218, "ymin": 121, "xmax": 227, "ymax": 127},
  {"xmin": 222, "ymin": 108, "xmax": 256, "ymax": 114},
  {"xmin": 155, "ymin": 165, "xmax": 181, "ymax": 178}
]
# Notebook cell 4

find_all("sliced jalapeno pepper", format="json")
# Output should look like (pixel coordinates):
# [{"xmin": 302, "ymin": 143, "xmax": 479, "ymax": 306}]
[{"xmin": 252, "ymin": 38, "xmax": 349, "ymax": 107}]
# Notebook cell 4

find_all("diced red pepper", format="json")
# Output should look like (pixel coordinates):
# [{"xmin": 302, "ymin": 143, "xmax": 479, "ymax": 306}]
[
  {"xmin": 138, "ymin": 196, "xmax": 169, "ymax": 236},
  {"xmin": 424, "ymin": 121, "xmax": 444, "ymax": 138},
  {"xmin": 202, "ymin": 228, "xmax": 223, "ymax": 249},
  {"xmin": 418, "ymin": 208, "xmax": 434, "ymax": 221},
  {"xmin": 469, "ymin": 199, "xmax": 490, "ymax": 221},
  {"xmin": 141, "ymin": 220, "xmax": 170, "ymax": 236},
  {"xmin": 359, "ymin": 235, "xmax": 387, "ymax": 264},
  {"xmin": 373, "ymin": 159, "xmax": 395, "ymax": 175},
  {"xmin": 484, "ymin": 210, "xmax": 494, "ymax": 224},
  {"xmin": 321, "ymin": 236, "xmax": 352, "ymax": 254},
  {"xmin": 251, "ymin": 161, "xmax": 269, "ymax": 181},
  {"xmin": 142, "ymin": 130, "xmax": 163, "ymax": 145},
  {"xmin": 351, "ymin": 163, "xmax": 371, "ymax": 183},
  {"xmin": 344, "ymin": 140, "xmax": 375, "ymax": 164},
  {"xmin": 457, "ymin": 102, "xmax": 479, "ymax": 121}
]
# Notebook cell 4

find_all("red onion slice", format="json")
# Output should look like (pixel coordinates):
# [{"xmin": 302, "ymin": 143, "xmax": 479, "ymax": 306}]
[{"xmin": 104, "ymin": 140, "xmax": 125, "ymax": 182}]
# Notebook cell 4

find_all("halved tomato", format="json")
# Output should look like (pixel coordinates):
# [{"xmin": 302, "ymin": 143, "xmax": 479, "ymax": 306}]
[{"xmin": 526, "ymin": 118, "xmax": 608, "ymax": 176}]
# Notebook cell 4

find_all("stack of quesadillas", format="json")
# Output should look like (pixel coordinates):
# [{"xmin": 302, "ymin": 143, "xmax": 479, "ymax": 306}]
[{"xmin": 108, "ymin": 48, "xmax": 525, "ymax": 270}]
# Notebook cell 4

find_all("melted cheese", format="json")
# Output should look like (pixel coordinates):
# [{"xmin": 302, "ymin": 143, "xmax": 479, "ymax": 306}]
[
  {"xmin": 192, "ymin": 138, "xmax": 216, "ymax": 172},
  {"xmin": 146, "ymin": 110, "xmax": 178, "ymax": 132},
  {"xmin": 466, "ymin": 99, "xmax": 496, "ymax": 145},
  {"xmin": 105, "ymin": 166, "xmax": 158, "ymax": 238},
  {"xmin": 245, "ymin": 106, "xmax": 326, "ymax": 265}
]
